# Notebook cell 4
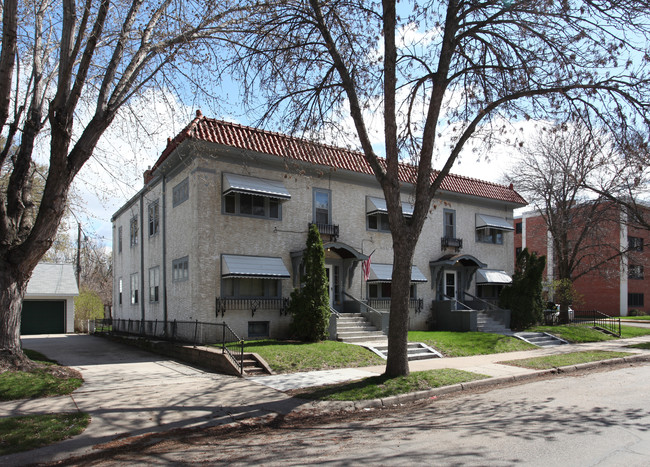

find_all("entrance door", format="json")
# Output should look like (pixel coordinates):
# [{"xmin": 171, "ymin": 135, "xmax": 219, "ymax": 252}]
[
  {"xmin": 444, "ymin": 271, "xmax": 457, "ymax": 306},
  {"xmin": 325, "ymin": 267, "xmax": 334, "ymax": 309}
]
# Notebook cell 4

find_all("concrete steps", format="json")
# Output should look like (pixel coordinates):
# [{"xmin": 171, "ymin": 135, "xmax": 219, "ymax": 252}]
[
  {"xmin": 367, "ymin": 342, "xmax": 442, "ymax": 361},
  {"xmin": 477, "ymin": 311, "xmax": 512, "ymax": 335},
  {"xmin": 514, "ymin": 332, "xmax": 569, "ymax": 347},
  {"xmin": 241, "ymin": 353, "xmax": 271, "ymax": 376},
  {"xmin": 336, "ymin": 313, "xmax": 387, "ymax": 344}
]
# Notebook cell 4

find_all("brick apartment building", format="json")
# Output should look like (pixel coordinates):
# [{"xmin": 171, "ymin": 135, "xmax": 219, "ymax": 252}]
[{"xmin": 514, "ymin": 204, "xmax": 650, "ymax": 316}]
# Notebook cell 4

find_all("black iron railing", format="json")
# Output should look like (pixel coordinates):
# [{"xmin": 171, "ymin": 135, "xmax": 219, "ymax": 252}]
[
  {"xmin": 570, "ymin": 310, "xmax": 621, "ymax": 337},
  {"xmin": 441, "ymin": 236, "xmax": 463, "ymax": 251},
  {"xmin": 310, "ymin": 222, "xmax": 339, "ymax": 240},
  {"xmin": 215, "ymin": 297, "xmax": 290, "ymax": 317},
  {"xmin": 91, "ymin": 318, "xmax": 245, "ymax": 374}
]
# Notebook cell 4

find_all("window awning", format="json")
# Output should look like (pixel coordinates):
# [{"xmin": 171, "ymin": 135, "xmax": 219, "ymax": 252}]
[
  {"xmin": 475, "ymin": 214, "xmax": 514, "ymax": 231},
  {"xmin": 222, "ymin": 255, "xmax": 290, "ymax": 279},
  {"xmin": 475, "ymin": 269, "xmax": 512, "ymax": 285},
  {"xmin": 366, "ymin": 196, "xmax": 414, "ymax": 217},
  {"xmin": 367, "ymin": 263, "xmax": 428, "ymax": 283},
  {"xmin": 223, "ymin": 173, "xmax": 291, "ymax": 199}
]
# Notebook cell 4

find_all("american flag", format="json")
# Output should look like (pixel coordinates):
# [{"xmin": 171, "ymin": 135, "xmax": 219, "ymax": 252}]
[{"xmin": 362, "ymin": 253, "xmax": 372, "ymax": 282}]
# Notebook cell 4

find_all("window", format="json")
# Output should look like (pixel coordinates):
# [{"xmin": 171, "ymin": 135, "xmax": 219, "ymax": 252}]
[
  {"xmin": 443, "ymin": 209, "xmax": 456, "ymax": 238},
  {"xmin": 118, "ymin": 226, "xmax": 123, "ymax": 253},
  {"xmin": 223, "ymin": 193, "xmax": 281, "ymax": 219},
  {"xmin": 118, "ymin": 277, "xmax": 123, "ymax": 305},
  {"xmin": 313, "ymin": 189, "xmax": 331, "ymax": 224},
  {"xmin": 629, "ymin": 293, "xmax": 644, "ymax": 307},
  {"xmin": 149, "ymin": 267, "xmax": 160, "ymax": 302},
  {"xmin": 515, "ymin": 247, "xmax": 522, "ymax": 258},
  {"xmin": 222, "ymin": 278, "xmax": 280, "ymax": 298},
  {"xmin": 515, "ymin": 222, "xmax": 522, "ymax": 234},
  {"xmin": 476, "ymin": 228, "xmax": 504, "ymax": 244},
  {"xmin": 172, "ymin": 256, "xmax": 189, "ymax": 282},
  {"xmin": 130, "ymin": 273, "xmax": 139, "ymax": 305},
  {"xmin": 368, "ymin": 283, "xmax": 416, "ymax": 299},
  {"xmin": 629, "ymin": 264, "xmax": 644, "ymax": 280},
  {"xmin": 173, "ymin": 177, "xmax": 189, "ymax": 207},
  {"xmin": 367, "ymin": 213, "xmax": 391, "ymax": 232},
  {"xmin": 629, "ymin": 236, "xmax": 644, "ymax": 251},
  {"xmin": 148, "ymin": 200, "xmax": 159, "ymax": 236},
  {"xmin": 248, "ymin": 321, "xmax": 270, "ymax": 339},
  {"xmin": 129, "ymin": 216, "xmax": 138, "ymax": 246}
]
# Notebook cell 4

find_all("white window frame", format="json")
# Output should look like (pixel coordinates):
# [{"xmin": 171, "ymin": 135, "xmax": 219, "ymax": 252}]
[
  {"xmin": 129, "ymin": 216, "xmax": 138, "ymax": 246},
  {"xmin": 149, "ymin": 266, "xmax": 160, "ymax": 302},
  {"xmin": 130, "ymin": 273, "xmax": 139, "ymax": 305},
  {"xmin": 148, "ymin": 200, "xmax": 160, "ymax": 236},
  {"xmin": 172, "ymin": 256, "xmax": 189, "ymax": 282},
  {"xmin": 223, "ymin": 192, "xmax": 281, "ymax": 219}
]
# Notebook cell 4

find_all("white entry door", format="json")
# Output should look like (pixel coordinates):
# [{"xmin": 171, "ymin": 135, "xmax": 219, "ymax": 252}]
[
  {"xmin": 444, "ymin": 271, "xmax": 457, "ymax": 307},
  {"xmin": 325, "ymin": 266, "xmax": 334, "ymax": 309}
]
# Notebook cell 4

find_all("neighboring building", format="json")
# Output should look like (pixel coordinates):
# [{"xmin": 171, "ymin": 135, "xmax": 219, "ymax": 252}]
[
  {"xmin": 112, "ymin": 112, "xmax": 526, "ymax": 339},
  {"xmin": 514, "ymin": 205, "xmax": 650, "ymax": 316},
  {"xmin": 22, "ymin": 263, "xmax": 79, "ymax": 334}
]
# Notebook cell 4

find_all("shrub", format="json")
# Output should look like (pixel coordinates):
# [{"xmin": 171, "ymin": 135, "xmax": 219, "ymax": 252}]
[{"xmin": 500, "ymin": 248, "xmax": 546, "ymax": 330}]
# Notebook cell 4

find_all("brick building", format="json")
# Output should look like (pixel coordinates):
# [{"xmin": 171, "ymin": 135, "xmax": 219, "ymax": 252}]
[
  {"xmin": 112, "ymin": 112, "xmax": 526, "ymax": 339},
  {"xmin": 514, "ymin": 204, "xmax": 650, "ymax": 316}
]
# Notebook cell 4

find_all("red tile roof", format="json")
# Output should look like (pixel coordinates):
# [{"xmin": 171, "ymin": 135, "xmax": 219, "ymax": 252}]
[{"xmin": 149, "ymin": 111, "xmax": 527, "ymax": 206}]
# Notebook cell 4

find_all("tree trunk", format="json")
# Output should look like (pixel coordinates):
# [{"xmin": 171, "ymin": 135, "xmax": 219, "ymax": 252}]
[
  {"xmin": 0, "ymin": 262, "xmax": 31, "ymax": 368},
  {"xmin": 384, "ymin": 238, "xmax": 416, "ymax": 377}
]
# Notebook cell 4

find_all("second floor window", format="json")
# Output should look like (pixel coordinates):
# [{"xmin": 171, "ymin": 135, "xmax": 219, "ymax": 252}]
[
  {"xmin": 629, "ymin": 236, "xmax": 644, "ymax": 251},
  {"xmin": 313, "ymin": 189, "xmax": 331, "ymax": 224},
  {"xmin": 476, "ymin": 228, "xmax": 504, "ymax": 245},
  {"xmin": 148, "ymin": 200, "xmax": 159, "ymax": 236},
  {"xmin": 629, "ymin": 264, "xmax": 644, "ymax": 280},
  {"xmin": 368, "ymin": 213, "xmax": 391, "ymax": 232},
  {"xmin": 118, "ymin": 226, "xmax": 123, "ymax": 253},
  {"xmin": 129, "ymin": 216, "xmax": 138, "ymax": 246},
  {"xmin": 444, "ymin": 209, "xmax": 456, "ymax": 238},
  {"xmin": 118, "ymin": 277, "xmax": 123, "ymax": 305},
  {"xmin": 173, "ymin": 177, "xmax": 189, "ymax": 207},
  {"xmin": 172, "ymin": 256, "xmax": 189, "ymax": 282},
  {"xmin": 224, "ymin": 193, "xmax": 280, "ymax": 219}
]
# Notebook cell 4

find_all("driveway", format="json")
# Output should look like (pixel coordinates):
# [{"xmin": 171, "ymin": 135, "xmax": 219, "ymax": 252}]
[{"xmin": 1, "ymin": 334, "xmax": 302, "ymax": 465}]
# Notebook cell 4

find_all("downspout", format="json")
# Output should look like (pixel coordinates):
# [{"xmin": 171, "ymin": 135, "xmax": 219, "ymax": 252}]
[
  {"xmin": 162, "ymin": 174, "xmax": 168, "ymax": 332},
  {"xmin": 140, "ymin": 193, "xmax": 145, "ymax": 325}
]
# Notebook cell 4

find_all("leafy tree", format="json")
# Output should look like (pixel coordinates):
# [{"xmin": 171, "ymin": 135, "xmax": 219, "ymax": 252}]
[
  {"xmin": 74, "ymin": 287, "xmax": 105, "ymax": 331},
  {"xmin": 0, "ymin": 0, "xmax": 245, "ymax": 368},
  {"xmin": 231, "ymin": 0, "xmax": 650, "ymax": 376},
  {"xmin": 545, "ymin": 278, "xmax": 584, "ymax": 324},
  {"xmin": 289, "ymin": 224, "xmax": 330, "ymax": 342},
  {"xmin": 500, "ymin": 249, "xmax": 546, "ymax": 330}
]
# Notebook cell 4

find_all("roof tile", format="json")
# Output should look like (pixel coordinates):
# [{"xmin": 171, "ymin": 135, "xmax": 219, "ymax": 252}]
[{"xmin": 148, "ymin": 115, "xmax": 526, "ymax": 205}]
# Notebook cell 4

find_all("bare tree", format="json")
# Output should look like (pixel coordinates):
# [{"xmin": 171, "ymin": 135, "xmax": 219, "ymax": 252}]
[
  {"xmin": 0, "ymin": 0, "xmax": 245, "ymax": 367},
  {"xmin": 230, "ymin": 0, "xmax": 650, "ymax": 376},
  {"xmin": 506, "ymin": 123, "xmax": 627, "ymax": 319}
]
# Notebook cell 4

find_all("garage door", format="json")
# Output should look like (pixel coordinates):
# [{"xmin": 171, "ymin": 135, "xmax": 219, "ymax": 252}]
[{"xmin": 21, "ymin": 300, "xmax": 65, "ymax": 335}]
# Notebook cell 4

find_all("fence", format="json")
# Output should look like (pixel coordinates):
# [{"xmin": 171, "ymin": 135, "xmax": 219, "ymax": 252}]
[
  {"xmin": 570, "ymin": 310, "xmax": 621, "ymax": 337},
  {"xmin": 91, "ymin": 318, "xmax": 245, "ymax": 373}
]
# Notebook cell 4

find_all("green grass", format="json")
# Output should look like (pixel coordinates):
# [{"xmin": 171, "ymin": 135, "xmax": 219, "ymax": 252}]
[
  {"xmin": 501, "ymin": 350, "xmax": 632, "ymax": 370},
  {"xmin": 408, "ymin": 331, "xmax": 536, "ymax": 357},
  {"xmin": 293, "ymin": 369, "xmax": 489, "ymax": 401},
  {"xmin": 621, "ymin": 315, "xmax": 650, "ymax": 320},
  {"xmin": 242, "ymin": 340, "xmax": 385, "ymax": 373},
  {"xmin": 0, "ymin": 413, "xmax": 90, "ymax": 456},
  {"xmin": 0, "ymin": 349, "xmax": 83, "ymax": 401},
  {"xmin": 626, "ymin": 342, "xmax": 650, "ymax": 350},
  {"xmin": 529, "ymin": 324, "xmax": 650, "ymax": 343}
]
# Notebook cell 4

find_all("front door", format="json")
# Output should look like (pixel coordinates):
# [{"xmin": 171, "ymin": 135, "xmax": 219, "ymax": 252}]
[
  {"xmin": 325, "ymin": 266, "xmax": 334, "ymax": 310},
  {"xmin": 444, "ymin": 271, "xmax": 457, "ymax": 306}
]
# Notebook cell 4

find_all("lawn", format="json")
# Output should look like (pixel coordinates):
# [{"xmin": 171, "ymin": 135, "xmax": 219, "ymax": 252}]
[
  {"xmin": 243, "ymin": 340, "xmax": 385, "ymax": 373},
  {"xmin": 293, "ymin": 369, "xmax": 489, "ymax": 401},
  {"xmin": 621, "ymin": 315, "xmax": 650, "ymax": 320},
  {"xmin": 500, "ymin": 350, "xmax": 632, "ymax": 370},
  {"xmin": 0, "ymin": 349, "xmax": 83, "ymax": 401},
  {"xmin": 408, "ymin": 331, "xmax": 536, "ymax": 357},
  {"xmin": 0, "ymin": 413, "xmax": 90, "ymax": 456},
  {"xmin": 627, "ymin": 342, "xmax": 650, "ymax": 350},
  {"xmin": 529, "ymin": 324, "xmax": 650, "ymax": 343}
]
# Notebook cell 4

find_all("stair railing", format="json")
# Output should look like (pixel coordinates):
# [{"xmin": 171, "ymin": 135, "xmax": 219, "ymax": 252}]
[
  {"xmin": 440, "ymin": 293, "xmax": 472, "ymax": 311},
  {"xmin": 571, "ymin": 310, "xmax": 621, "ymax": 337}
]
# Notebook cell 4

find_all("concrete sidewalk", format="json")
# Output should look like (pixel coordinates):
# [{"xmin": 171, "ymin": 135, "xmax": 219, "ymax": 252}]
[{"xmin": 2, "ymin": 333, "xmax": 650, "ymax": 465}]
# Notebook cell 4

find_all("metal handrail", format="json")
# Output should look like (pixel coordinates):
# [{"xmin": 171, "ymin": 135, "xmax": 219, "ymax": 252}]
[
  {"xmin": 571, "ymin": 310, "xmax": 621, "ymax": 337},
  {"xmin": 330, "ymin": 306, "xmax": 341, "ymax": 318},
  {"xmin": 440, "ymin": 293, "xmax": 473, "ymax": 311},
  {"xmin": 343, "ymin": 292, "xmax": 383, "ymax": 317},
  {"xmin": 462, "ymin": 291, "xmax": 503, "ymax": 312}
]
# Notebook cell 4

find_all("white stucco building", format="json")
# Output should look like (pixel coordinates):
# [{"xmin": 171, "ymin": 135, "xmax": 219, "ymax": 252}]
[{"xmin": 112, "ymin": 112, "xmax": 526, "ymax": 339}]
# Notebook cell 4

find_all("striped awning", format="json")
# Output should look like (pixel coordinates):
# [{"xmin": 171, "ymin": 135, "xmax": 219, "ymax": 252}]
[
  {"xmin": 367, "ymin": 263, "xmax": 428, "ymax": 283},
  {"xmin": 221, "ymin": 255, "xmax": 290, "ymax": 279},
  {"xmin": 223, "ymin": 173, "xmax": 291, "ymax": 199},
  {"xmin": 366, "ymin": 196, "xmax": 414, "ymax": 217},
  {"xmin": 475, "ymin": 214, "xmax": 514, "ymax": 231}
]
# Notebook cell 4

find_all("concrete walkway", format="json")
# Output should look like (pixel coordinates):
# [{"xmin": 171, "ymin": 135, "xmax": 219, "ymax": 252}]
[{"xmin": 2, "ymin": 332, "xmax": 650, "ymax": 465}]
